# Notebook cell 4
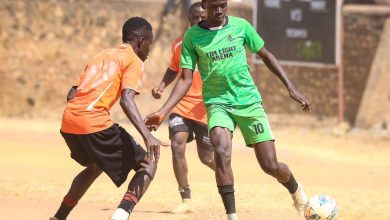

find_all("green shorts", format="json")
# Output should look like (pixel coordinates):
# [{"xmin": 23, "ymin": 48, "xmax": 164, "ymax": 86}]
[{"xmin": 206, "ymin": 102, "xmax": 274, "ymax": 146}]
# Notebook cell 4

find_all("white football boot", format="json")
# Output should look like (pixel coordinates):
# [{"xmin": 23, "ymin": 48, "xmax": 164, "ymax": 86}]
[
  {"xmin": 227, "ymin": 213, "xmax": 238, "ymax": 220},
  {"xmin": 170, "ymin": 198, "xmax": 193, "ymax": 214},
  {"xmin": 291, "ymin": 182, "xmax": 308, "ymax": 218},
  {"xmin": 110, "ymin": 208, "xmax": 130, "ymax": 220}
]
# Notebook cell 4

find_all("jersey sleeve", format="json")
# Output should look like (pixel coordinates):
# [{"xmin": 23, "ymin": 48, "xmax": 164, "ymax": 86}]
[
  {"xmin": 121, "ymin": 58, "xmax": 143, "ymax": 94},
  {"xmin": 243, "ymin": 19, "xmax": 265, "ymax": 53},
  {"xmin": 180, "ymin": 30, "xmax": 197, "ymax": 70},
  {"xmin": 168, "ymin": 40, "xmax": 181, "ymax": 72}
]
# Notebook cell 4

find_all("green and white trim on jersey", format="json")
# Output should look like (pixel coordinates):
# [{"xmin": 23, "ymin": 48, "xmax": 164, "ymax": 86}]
[{"xmin": 180, "ymin": 16, "xmax": 265, "ymax": 106}]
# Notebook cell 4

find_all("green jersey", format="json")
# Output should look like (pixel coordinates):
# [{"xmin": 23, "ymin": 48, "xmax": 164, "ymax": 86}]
[{"xmin": 180, "ymin": 16, "xmax": 264, "ymax": 106}]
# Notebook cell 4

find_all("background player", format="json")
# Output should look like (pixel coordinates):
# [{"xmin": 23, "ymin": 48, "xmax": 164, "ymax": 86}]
[
  {"xmin": 50, "ymin": 17, "xmax": 167, "ymax": 220},
  {"xmin": 151, "ymin": 2, "xmax": 215, "ymax": 214},
  {"xmin": 145, "ymin": 0, "xmax": 311, "ymax": 219}
]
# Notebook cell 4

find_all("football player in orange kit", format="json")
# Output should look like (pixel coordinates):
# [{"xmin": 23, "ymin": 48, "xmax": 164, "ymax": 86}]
[{"xmin": 50, "ymin": 17, "xmax": 167, "ymax": 220}]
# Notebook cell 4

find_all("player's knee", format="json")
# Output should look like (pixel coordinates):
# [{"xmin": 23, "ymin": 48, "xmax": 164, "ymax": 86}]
[
  {"xmin": 137, "ymin": 160, "xmax": 158, "ymax": 180},
  {"xmin": 214, "ymin": 145, "xmax": 231, "ymax": 164},
  {"xmin": 261, "ymin": 161, "xmax": 279, "ymax": 177},
  {"xmin": 171, "ymin": 141, "xmax": 186, "ymax": 156}
]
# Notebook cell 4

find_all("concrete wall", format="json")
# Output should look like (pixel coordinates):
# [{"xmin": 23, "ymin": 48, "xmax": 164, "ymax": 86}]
[
  {"xmin": 0, "ymin": 0, "xmax": 389, "ymax": 125},
  {"xmin": 343, "ymin": 5, "xmax": 390, "ymax": 124},
  {"xmin": 355, "ymin": 18, "xmax": 390, "ymax": 129}
]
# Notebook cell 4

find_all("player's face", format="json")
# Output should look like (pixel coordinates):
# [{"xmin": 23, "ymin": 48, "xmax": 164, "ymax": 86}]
[
  {"xmin": 138, "ymin": 31, "xmax": 153, "ymax": 61},
  {"xmin": 189, "ymin": 7, "xmax": 206, "ymax": 27},
  {"xmin": 203, "ymin": 0, "xmax": 228, "ymax": 24}
]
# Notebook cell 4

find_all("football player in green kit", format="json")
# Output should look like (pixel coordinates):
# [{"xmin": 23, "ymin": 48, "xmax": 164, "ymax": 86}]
[{"xmin": 145, "ymin": 0, "xmax": 311, "ymax": 219}]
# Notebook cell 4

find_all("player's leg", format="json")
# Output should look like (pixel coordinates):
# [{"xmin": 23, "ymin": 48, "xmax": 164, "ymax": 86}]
[
  {"xmin": 168, "ymin": 114, "xmax": 193, "ymax": 213},
  {"xmin": 52, "ymin": 133, "xmax": 103, "ymax": 220},
  {"xmin": 209, "ymin": 127, "xmax": 234, "ymax": 185},
  {"xmin": 112, "ymin": 157, "xmax": 157, "ymax": 220},
  {"xmin": 171, "ymin": 131, "xmax": 191, "ymax": 199},
  {"xmin": 110, "ymin": 126, "xmax": 158, "ymax": 220},
  {"xmin": 170, "ymin": 131, "xmax": 195, "ymax": 214},
  {"xmin": 252, "ymin": 141, "xmax": 307, "ymax": 216},
  {"xmin": 196, "ymin": 142, "xmax": 215, "ymax": 170},
  {"xmin": 209, "ymin": 127, "xmax": 237, "ymax": 220},
  {"xmin": 252, "ymin": 141, "xmax": 291, "ymax": 182},
  {"xmin": 53, "ymin": 163, "xmax": 102, "ymax": 220},
  {"xmin": 193, "ymin": 121, "xmax": 215, "ymax": 171},
  {"xmin": 207, "ymin": 104, "xmax": 238, "ymax": 220},
  {"xmin": 236, "ymin": 103, "xmax": 307, "ymax": 216}
]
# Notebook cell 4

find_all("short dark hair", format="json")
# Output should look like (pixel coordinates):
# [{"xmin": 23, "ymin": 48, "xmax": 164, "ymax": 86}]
[
  {"xmin": 122, "ymin": 17, "xmax": 152, "ymax": 42},
  {"xmin": 189, "ymin": 2, "xmax": 203, "ymax": 15},
  {"xmin": 201, "ymin": 0, "xmax": 206, "ymax": 9}
]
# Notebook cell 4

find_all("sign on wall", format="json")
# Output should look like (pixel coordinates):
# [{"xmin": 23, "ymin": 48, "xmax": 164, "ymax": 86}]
[{"xmin": 253, "ymin": 0, "xmax": 342, "ymax": 66}]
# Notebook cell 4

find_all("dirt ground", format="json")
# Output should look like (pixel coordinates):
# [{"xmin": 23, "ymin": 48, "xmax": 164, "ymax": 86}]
[{"xmin": 0, "ymin": 117, "xmax": 389, "ymax": 220}]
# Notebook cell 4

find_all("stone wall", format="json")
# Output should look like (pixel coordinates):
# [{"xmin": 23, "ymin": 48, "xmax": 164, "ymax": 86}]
[{"xmin": 0, "ymin": 0, "xmax": 389, "ymax": 125}]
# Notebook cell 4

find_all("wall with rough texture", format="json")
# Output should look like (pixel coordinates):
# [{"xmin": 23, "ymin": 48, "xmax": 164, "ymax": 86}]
[
  {"xmin": 0, "ymin": 0, "xmax": 184, "ymax": 119},
  {"xmin": 355, "ymin": 18, "xmax": 390, "ymax": 129},
  {"xmin": 343, "ymin": 5, "xmax": 390, "ymax": 123},
  {"xmin": 0, "ymin": 1, "xmax": 389, "ymax": 125}
]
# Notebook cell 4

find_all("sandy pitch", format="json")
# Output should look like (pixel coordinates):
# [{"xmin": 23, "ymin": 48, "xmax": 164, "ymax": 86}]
[{"xmin": 0, "ymin": 118, "xmax": 389, "ymax": 220}]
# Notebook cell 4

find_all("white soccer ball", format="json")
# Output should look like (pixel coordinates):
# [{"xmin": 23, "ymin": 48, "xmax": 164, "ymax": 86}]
[{"xmin": 304, "ymin": 194, "xmax": 338, "ymax": 220}]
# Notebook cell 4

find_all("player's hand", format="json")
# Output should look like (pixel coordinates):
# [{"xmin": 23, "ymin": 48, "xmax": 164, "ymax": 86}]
[
  {"xmin": 144, "ymin": 111, "xmax": 166, "ymax": 131},
  {"xmin": 152, "ymin": 87, "xmax": 163, "ymax": 99},
  {"xmin": 144, "ymin": 135, "xmax": 169, "ymax": 162},
  {"xmin": 289, "ymin": 89, "xmax": 311, "ymax": 112}
]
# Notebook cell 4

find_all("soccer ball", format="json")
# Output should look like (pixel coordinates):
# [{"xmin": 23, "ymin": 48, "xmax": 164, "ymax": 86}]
[{"xmin": 304, "ymin": 194, "xmax": 338, "ymax": 220}]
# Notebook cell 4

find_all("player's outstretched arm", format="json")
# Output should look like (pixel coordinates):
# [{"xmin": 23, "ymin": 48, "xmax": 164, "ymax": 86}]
[
  {"xmin": 145, "ymin": 68, "xmax": 193, "ymax": 130},
  {"xmin": 256, "ymin": 47, "xmax": 311, "ymax": 112},
  {"xmin": 152, "ymin": 68, "xmax": 179, "ymax": 99},
  {"xmin": 66, "ymin": 86, "xmax": 78, "ymax": 102},
  {"xmin": 120, "ymin": 88, "xmax": 168, "ymax": 162}
]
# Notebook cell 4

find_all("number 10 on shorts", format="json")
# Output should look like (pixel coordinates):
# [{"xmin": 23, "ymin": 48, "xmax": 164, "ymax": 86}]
[{"xmin": 253, "ymin": 123, "xmax": 264, "ymax": 135}]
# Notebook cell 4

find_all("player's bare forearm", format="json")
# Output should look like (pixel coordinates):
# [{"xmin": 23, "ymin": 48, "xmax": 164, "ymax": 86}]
[
  {"xmin": 152, "ymin": 68, "xmax": 179, "ymax": 99},
  {"xmin": 257, "ymin": 47, "xmax": 311, "ymax": 111},
  {"xmin": 66, "ymin": 86, "xmax": 78, "ymax": 102},
  {"xmin": 159, "ymin": 68, "xmax": 179, "ymax": 90},
  {"xmin": 120, "ymin": 89, "xmax": 153, "ymax": 140},
  {"xmin": 257, "ymin": 47, "xmax": 296, "ymax": 91},
  {"xmin": 121, "ymin": 89, "xmax": 169, "ymax": 161},
  {"xmin": 158, "ymin": 68, "xmax": 193, "ymax": 115}
]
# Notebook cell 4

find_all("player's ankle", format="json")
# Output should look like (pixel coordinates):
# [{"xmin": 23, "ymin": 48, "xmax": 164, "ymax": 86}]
[
  {"xmin": 54, "ymin": 196, "xmax": 78, "ymax": 220},
  {"xmin": 178, "ymin": 185, "xmax": 191, "ymax": 200},
  {"xmin": 279, "ymin": 172, "xmax": 299, "ymax": 194},
  {"xmin": 117, "ymin": 191, "xmax": 138, "ymax": 214}
]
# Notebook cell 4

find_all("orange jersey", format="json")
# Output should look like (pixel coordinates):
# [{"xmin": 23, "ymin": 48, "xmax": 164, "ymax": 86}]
[
  {"xmin": 169, "ymin": 37, "xmax": 207, "ymax": 124},
  {"xmin": 61, "ymin": 44, "xmax": 144, "ymax": 134}
]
